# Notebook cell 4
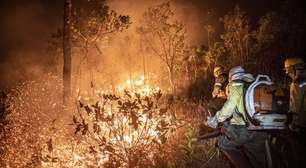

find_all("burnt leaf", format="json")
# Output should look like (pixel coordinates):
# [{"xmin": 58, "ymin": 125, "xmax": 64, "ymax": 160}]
[
  {"xmin": 148, "ymin": 112, "xmax": 153, "ymax": 119},
  {"xmin": 52, "ymin": 157, "xmax": 59, "ymax": 162},
  {"xmin": 160, "ymin": 120, "xmax": 168, "ymax": 128},
  {"xmin": 52, "ymin": 119, "xmax": 57, "ymax": 124},
  {"xmin": 124, "ymin": 90, "xmax": 131, "ymax": 98},
  {"xmin": 159, "ymin": 134, "xmax": 167, "ymax": 144},
  {"xmin": 100, "ymin": 136, "xmax": 107, "ymax": 144},
  {"xmin": 84, "ymin": 105, "xmax": 92, "ymax": 115},
  {"xmin": 73, "ymin": 115, "xmax": 78, "ymax": 124},
  {"xmin": 105, "ymin": 145, "xmax": 115, "ymax": 153},
  {"xmin": 159, "ymin": 108, "xmax": 167, "ymax": 116},
  {"xmin": 148, "ymin": 101, "xmax": 154, "ymax": 109},
  {"xmin": 95, "ymin": 110, "xmax": 103, "ymax": 121},
  {"xmin": 154, "ymin": 90, "xmax": 162, "ymax": 101},
  {"xmin": 79, "ymin": 101, "xmax": 84, "ymax": 108},
  {"xmin": 89, "ymin": 146, "xmax": 97, "ymax": 154},
  {"xmin": 82, "ymin": 124, "xmax": 89, "ymax": 135},
  {"xmin": 92, "ymin": 101, "xmax": 99, "ymax": 108},
  {"xmin": 152, "ymin": 139, "xmax": 159, "ymax": 144},
  {"xmin": 75, "ymin": 124, "xmax": 81, "ymax": 134},
  {"xmin": 144, "ymin": 96, "xmax": 149, "ymax": 102},
  {"xmin": 47, "ymin": 138, "xmax": 53, "ymax": 153},
  {"xmin": 45, "ymin": 155, "xmax": 51, "ymax": 160},
  {"xmin": 137, "ymin": 98, "xmax": 141, "ymax": 104},
  {"xmin": 135, "ymin": 93, "xmax": 140, "ymax": 99},
  {"xmin": 90, "ymin": 81, "xmax": 94, "ymax": 88},
  {"xmin": 142, "ymin": 109, "xmax": 149, "ymax": 114},
  {"xmin": 93, "ymin": 123, "xmax": 99, "ymax": 133}
]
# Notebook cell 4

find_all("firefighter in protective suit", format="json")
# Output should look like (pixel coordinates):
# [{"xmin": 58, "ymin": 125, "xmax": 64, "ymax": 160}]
[
  {"xmin": 212, "ymin": 65, "xmax": 228, "ymax": 98},
  {"xmin": 207, "ymin": 66, "xmax": 267, "ymax": 168},
  {"xmin": 284, "ymin": 58, "xmax": 306, "ymax": 131},
  {"xmin": 284, "ymin": 57, "xmax": 306, "ymax": 166},
  {"xmin": 207, "ymin": 66, "xmax": 228, "ymax": 116}
]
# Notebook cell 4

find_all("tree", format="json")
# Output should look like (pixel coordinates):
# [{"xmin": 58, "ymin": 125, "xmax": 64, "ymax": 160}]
[
  {"xmin": 221, "ymin": 6, "xmax": 251, "ymax": 68},
  {"xmin": 139, "ymin": 2, "xmax": 186, "ymax": 94},
  {"xmin": 54, "ymin": 0, "xmax": 131, "ymax": 100},
  {"xmin": 71, "ymin": 0, "xmax": 130, "ymax": 95},
  {"xmin": 71, "ymin": 0, "xmax": 130, "ymax": 53},
  {"xmin": 252, "ymin": 12, "xmax": 285, "ymax": 75},
  {"xmin": 253, "ymin": 1, "xmax": 306, "ymax": 78},
  {"xmin": 63, "ymin": 0, "xmax": 72, "ymax": 106}
]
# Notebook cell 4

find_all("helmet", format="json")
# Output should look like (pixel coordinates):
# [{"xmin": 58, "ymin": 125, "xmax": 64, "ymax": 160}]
[
  {"xmin": 213, "ymin": 65, "xmax": 225, "ymax": 77},
  {"xmin": 284, "ymin": 58, "xmax": 304, "ymax": 70},
  {"xmin": 284, "ymin": 58, "xmax": 304, "ymax": 75},
  {"xmin": 229, "ymin": 66, "xmax": 245, "ymax": 81}
]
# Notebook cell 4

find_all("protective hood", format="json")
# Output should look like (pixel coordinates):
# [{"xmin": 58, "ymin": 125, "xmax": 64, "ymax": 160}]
[{"xmin": 230, "ymin": 73, "xmax": 255, "ymax": 83}]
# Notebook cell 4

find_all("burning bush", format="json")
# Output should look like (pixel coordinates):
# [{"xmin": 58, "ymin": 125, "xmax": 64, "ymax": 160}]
[{"xmin": 73, "ymin": 89, "xmax": 179, "ymax": 167}]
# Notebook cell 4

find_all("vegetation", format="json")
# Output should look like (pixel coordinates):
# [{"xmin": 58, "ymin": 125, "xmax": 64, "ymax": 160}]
[
  {"xmin": 1, "ymin": 0, "xmax": 305, "ymax": 167},
  {"xmin": 138, "ymin": 2, "xmax": 186, "ymax": 93}
]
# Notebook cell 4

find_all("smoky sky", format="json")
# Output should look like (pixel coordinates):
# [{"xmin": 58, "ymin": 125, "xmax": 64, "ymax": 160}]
[{"xmin": 0, "ymin": 0, "xmax": 286, "ymax": 89}]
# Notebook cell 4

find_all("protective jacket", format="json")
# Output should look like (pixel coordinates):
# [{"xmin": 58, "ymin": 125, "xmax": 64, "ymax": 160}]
[
  {"xmin": 290, "ymin": 78, "xmax": 306, "ymax": 128},
  {"xmin": 216, "ymin": 80, "xmax": 246, "ymax": 125},
  {"xmin": 212, "ymin": 73, "xmax": 228, "ymax": 98}
]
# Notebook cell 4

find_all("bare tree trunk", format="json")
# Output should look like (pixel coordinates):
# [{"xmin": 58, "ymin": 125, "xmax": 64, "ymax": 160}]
[
  {"xmin": 128, "ymin": 54, "xmax": 134, "ymax": 90},
  {"xmin": 63, "ymin": 0, "xmax": 72, "ymax": 106},
  {"xmin": 141, "ymin": 40, "xmax": 148, "ymax": 87},
  {"xmin": 167, "ymin": 66, "xmax": 176, "ymax": 94}
]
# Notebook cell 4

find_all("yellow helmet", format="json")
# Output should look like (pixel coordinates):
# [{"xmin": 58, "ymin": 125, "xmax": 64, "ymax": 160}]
[
  {"xmin": 213, "ymin": 65, "xmax": 224, "ymax": 77},
  {"xmin": 284, "ymin": 58, "xmax": 304, "ymax": 70}
]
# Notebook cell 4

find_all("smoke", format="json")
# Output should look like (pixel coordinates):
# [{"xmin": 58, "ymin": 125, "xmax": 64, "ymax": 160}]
[
  {"xmin": 107, "ymin": 0, "xmax": 213, "ymax": 45},
  {"xmin": 0, "ymin": 0, "xmax": 283, "ymax": 90},
  {"xmin": 0, "ymin": 0, "xmax": 62, "ymax": 89},
  {"xmin": 89, "ymin": 0, "xmax": 218, "ymax": 91}
]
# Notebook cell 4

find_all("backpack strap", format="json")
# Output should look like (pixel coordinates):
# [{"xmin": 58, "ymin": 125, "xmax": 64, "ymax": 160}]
[{"xmin": 241, "ymin": 80, "xmax": 260, "ymax": 126}]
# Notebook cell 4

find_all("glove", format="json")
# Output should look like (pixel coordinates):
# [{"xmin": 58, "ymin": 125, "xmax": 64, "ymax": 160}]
[{"xmin": 207, "ymin": 116, "xmax": 218, "ymax": 129}]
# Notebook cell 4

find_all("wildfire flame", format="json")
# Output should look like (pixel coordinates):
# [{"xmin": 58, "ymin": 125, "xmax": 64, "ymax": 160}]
[{"xmin": 117, "ymin": 75, "xmax": 160, "ymax": 96}]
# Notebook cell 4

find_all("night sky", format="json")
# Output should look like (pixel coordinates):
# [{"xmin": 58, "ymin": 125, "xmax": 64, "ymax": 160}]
[{"xmin": 0, "ymin": 0, "xmax": 292, "ymax": 88}]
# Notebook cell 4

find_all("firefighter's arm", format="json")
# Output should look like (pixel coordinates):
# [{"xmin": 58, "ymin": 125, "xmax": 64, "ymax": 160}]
[{"xmin": 215, "ymin": 85, "xmax": 240, "ymax": 123}]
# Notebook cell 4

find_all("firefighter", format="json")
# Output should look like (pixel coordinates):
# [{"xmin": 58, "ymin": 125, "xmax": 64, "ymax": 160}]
[
  {"xmin": 283, "ymin": 57, "xmax": 306, "ymax": 166},
  {"xmin": 212, "ymin": 65, "xmax": 228, "ymax": 98},
  {"xmin": 207, "ymin": 66, "xmax": 267, "ymax": 168},
  {"xmin": 284, "ymin": 58, "xmax": 306, "ymax": 131},
  {"xmin": 207, "ymin": 66, "xmax": 228, "ymax": 116}
]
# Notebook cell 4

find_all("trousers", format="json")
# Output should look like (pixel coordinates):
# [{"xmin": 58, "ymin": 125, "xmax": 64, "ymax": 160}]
[{"xmin": 218, "ymin": 124, "xmax": 268, "ymax": 168}]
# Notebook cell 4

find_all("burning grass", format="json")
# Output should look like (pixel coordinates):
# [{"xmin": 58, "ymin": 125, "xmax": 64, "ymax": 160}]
[{"xmin": 0, "ymin": 74, "xmax": 228, "ymax": 168}]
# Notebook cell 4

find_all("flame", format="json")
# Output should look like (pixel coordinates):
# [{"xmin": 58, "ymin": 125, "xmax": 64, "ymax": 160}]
[
  {"xmin": 38, "ymin": 74, "xmax": 166, "ymax": 167},
  {"xmin": 115, "ymin": 75, "xmax": 160, "ymax": 96}
]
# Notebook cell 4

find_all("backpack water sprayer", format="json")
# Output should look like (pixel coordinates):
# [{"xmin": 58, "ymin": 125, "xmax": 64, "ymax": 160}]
[{"xmin": 245, "ymin": 75, "xmax": 288, "ymax": 130}]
